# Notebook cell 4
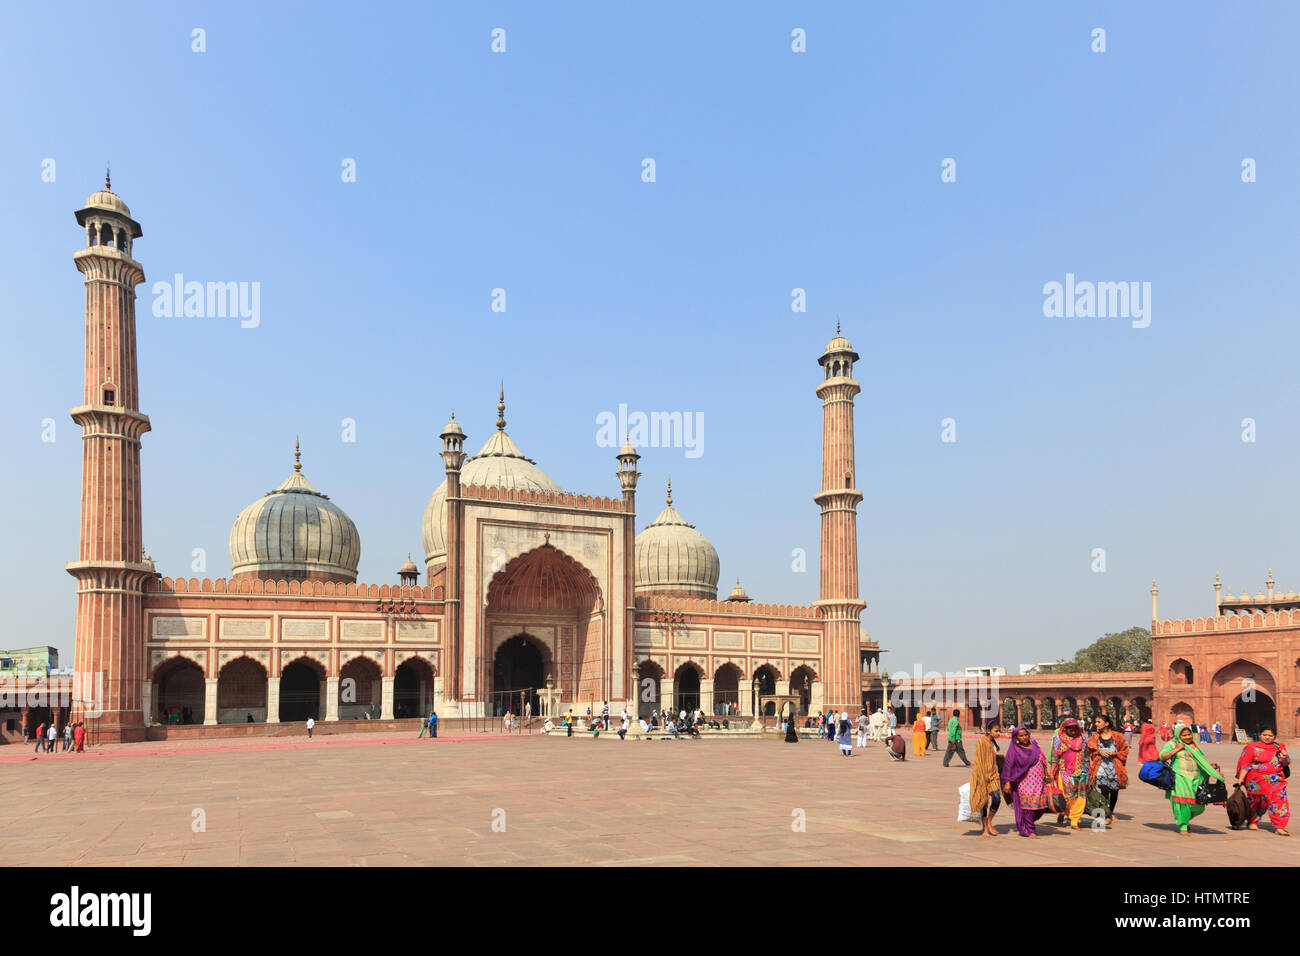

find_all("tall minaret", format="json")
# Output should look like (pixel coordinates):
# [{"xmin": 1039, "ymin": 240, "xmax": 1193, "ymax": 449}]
[
  {"xmin": 439, "ymin": 410, "xmax": 467, "ymax": 710},
  {"xmin": 66, "ymin": 175, "xmax": 151, "ymax": 742},
  {"xmin": 815, "ymin": 323, "xmax": 867, "ymax": 716}
]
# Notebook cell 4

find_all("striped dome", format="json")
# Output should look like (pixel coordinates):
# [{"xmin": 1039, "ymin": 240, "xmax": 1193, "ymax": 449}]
[
  {"xmin": 634, "ymin": 485, "xmax": 720, "ymax": 599},
  {"xmin": 229, "ymin": 461, "xmax": 360, "ymax": 582}
]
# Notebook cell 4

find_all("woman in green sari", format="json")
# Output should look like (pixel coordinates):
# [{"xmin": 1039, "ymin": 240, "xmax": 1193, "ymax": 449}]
[{"xmin": 1159, "ymin": 722, "xmax": 1224, "ymax": 835}]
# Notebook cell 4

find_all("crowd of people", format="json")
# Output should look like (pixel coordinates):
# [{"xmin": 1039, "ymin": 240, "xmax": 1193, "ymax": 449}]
[
  {"xmin": 808, "ymin": 707, "xmax": 1290, "ymax": 839},
  {"xmin": 25, "ymin": 719, "xmax": 88, "ymax": 754},
  {"xmin": 983, "ymin": 716, "xmax": 1289, "ymax": 837}
]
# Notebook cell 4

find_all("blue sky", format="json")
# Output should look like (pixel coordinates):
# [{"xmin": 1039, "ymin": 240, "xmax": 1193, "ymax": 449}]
[{"xmin": 2, "ymin": 2, "xmax": 1298, "ymax": 672}]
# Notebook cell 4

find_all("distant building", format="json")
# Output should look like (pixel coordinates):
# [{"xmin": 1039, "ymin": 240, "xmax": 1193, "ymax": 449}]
[
  {"xmin": 0, "ymin": 646, "xmax": 58, "ymax": 677},
  {"xmin": 1020, "ymin": 662, "xmax": 1061, "ymax": 675},
  {"xmin": 964, "ymin": 666, "xmax": 1006, "ymax": 677}
]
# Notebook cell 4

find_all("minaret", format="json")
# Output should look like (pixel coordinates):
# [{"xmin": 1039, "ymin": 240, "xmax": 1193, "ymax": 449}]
[
  {"xmin": 66, "ymin": 175, "xmax": 150, "ymax": 742},
  {"xmin": 815, "ymin": 323, "xmax": 867, "ymax": 716},
  {"xmin": 440, "ymin": 410, "xmax": 467, "ymax": 707},
  {"xmin": 616, "ymin": 435, "xmax": 640, "ymax": 709}
]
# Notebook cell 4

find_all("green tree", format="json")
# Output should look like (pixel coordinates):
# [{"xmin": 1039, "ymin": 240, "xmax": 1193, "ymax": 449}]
[{"xmin": 1041, "ymin": 626, "xmax": 1152, "ymax": 674}]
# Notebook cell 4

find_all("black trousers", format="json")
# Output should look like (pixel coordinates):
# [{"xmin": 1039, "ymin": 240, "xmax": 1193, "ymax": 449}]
[
  {"xmin": 926, "ymin": 730, "xmax": 938, "ymax": 750},
  {"xmin": 943, "ymin": 739, "xmax": 970, "ymax": 766},
  {"xmin": 1099, "ymin": 785, "xmax": 1119, "ymax": 816}
]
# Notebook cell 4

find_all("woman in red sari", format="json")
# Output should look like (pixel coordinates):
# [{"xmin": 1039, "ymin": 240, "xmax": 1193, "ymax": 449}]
[
  {"xmin": 1235, "ymin": 727, "xmax": 1290, "ymax": 835},
  {"xmin": 1138, "ymin": 721, "xmax": 1159, "ymax": 763}
]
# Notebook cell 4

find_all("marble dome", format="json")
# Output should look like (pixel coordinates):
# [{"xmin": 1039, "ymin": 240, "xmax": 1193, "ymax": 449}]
[
  {"xmin": 229, "ymin": 447, "xmax": 361, "ymax": 582},
  {"xmin": 634, "ymin": 481, "xmax": 720, "ymax": 599}
]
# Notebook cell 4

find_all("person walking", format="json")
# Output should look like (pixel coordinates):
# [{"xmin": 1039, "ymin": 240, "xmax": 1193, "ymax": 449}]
[
  {"xmin": 1213, "ymin": 721, "xmax": 1223, "ymax": 744},
  {"xmin": 911, "ymin": 712, "xmax": 928, "ymax": 757},
  {"xmin": 34, "ymin": 721, "xmax": 46, "ymax": 755},
  {"xmin": 943, "ymin": 709, "xmax": 971, "ymax": 767},
  {"xmin": 1123, "ymin": 719, "xmax": 1134, "ymax": 748},
  {"xmin": 1087, "ymin": 714, "xmax": 1129, "ymax": 828},
  {"xmin": 1001, "ymin": 726, "xmax": 1048, "ymax": 838},
  {"xmin": 1048, "ymin": 718, "xmax": 1089, "ymax": 829},
  {"xmin": 1235, "ymin": 727, "xmax": 1289, "ymax": 835},
  {"xmin": 856, "ymin": 710, "xmax": 869, "ymax": 749},
  {"xmin": 306, "ymin": 716, "xmax": 315, "ymax": 739},
  {"xmin": 1159, "ymin": 720, "xmax": 1172, "ymax": 742},
  {"xmin": 1160, "ymin": 722, "xmax": 1225, "ymax": 835},
  {"xmin": 72, "ymin": 722, "xmax": 86, "ymax": 753},
  {"xmin": 46, "ymin": 723, "xmax": 57, "ymax": 754},
  {"xmin": 63, "ymin": 722, "xmax": 72, "ymax": 752},
  {"xmin": 836, "ymin": 712, "xmax": 853, "ymax": 756},
  {"xmin": 1138, "ymin": 720, "xmax": 1159, "ymax": 762},
  {"xmin": 927, "ymin": 709, "xmax": 940, "ymax": 751},
  {"xmin": 970, "ymin": 719, "xmax": 1003, "ymax": 837},
  {"xmin": 888, "ymin": 708, "xmax": 898, "ymax": 737}
]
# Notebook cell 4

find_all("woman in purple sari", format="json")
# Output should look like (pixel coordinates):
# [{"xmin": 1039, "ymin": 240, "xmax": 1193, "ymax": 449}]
[{"xmin": 1001, "ymin": 726, "xmax": 1049, "ymax": 838}]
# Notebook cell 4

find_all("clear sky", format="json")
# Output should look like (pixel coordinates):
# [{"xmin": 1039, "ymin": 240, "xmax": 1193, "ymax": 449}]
[{"xmin": 2, "ymin": 2, "xmax": 1298, "ymax": 674}]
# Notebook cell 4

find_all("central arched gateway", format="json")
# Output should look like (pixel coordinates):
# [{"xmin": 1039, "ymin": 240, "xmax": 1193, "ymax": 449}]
[
  {"xmin": 1212, "ymin": 659, "xmax": 1277, "ymax": 740},
  {"xmin": 1235, "ymin": 691, "xmax": 1276, "ymax": 740},
  {"xmin": 493, "ymin": 634, "xmax": 545, "ymax": 716},
  {"xmin": 484, "ymin": 543, "xmax": 603, "ymax": 709}
]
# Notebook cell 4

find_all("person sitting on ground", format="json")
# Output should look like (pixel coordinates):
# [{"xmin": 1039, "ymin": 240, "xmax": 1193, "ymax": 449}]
[
  {"xmin": 542, "ymin": 718, "xmax": 554, "ymax": 734},
  {"xmin": 639, "ymin": 717, "xmax": 650, "ymax": 734},
  {"xmin": 886, "ymin": 731, "xmax": 907, "ymax": 761},
  {"xmin": 707, "ymin": 718, "xmax": 720, "ymax": 729}
]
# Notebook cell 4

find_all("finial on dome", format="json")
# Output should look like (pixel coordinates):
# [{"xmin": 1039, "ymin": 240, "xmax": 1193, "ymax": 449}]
[
  {"xmin": 496, "ymin": 383, "xmax": 506, "ymax": 430},
  {"xmin": 835, "ymin": 316, "xmax": 840, "ymax": 335},
  {"xmin": 666, "ymin": 476, "xmax": 672, "ymax": 506},
  {"xmin": 293, "ymin": 437, "xmax": 302, "ymax": 473},
  {"xmin": 105, "ymin": 165, "xmax": 111, "ymax": 191}
]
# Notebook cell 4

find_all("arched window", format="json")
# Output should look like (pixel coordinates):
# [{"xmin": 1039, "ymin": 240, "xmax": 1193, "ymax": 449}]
[
  {"xmin": 87, "ymin": 223, "xmax": 97, "ymax": 246},
  {"xmin": 99, "ymin": 223, "xmax": 114, "ymax": 247},
  {"xmin": 116, "ymin": 228, "xmax": 126, "ymax": 250}
]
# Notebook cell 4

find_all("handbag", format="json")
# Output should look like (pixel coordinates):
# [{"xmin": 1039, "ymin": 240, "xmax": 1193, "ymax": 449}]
[
  {"xmin": 1045, "ymin": 782, "xmax": 1067, "ymax": 815},
  {"xmin": 1195, "ymin": 778, "xmax": 1228, "ymax": 805},
  {"xmin": 1139, "ymin": 759, "xmax": 1174, "ymax": 791},
  {"xmin": 1225, "ymin": 784, "xmax": 1250, "ymax": 828},
  {"xmin": 1084, "ymin": 787, "xmax": 1108, "ymax": 816}
]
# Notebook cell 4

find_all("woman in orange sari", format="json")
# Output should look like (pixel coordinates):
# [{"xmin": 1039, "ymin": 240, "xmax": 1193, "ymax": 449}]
[
  {"xmin": 1086, "ymin": 713, "xmax": 1129, "ymax": 827},
  {"xmin": 912, "ymin": 713, "xmax": 928, "ymax": 756},
  {"xmin": 1235, "ymin": 727, "xmax": 1290, "ymax": 835}
]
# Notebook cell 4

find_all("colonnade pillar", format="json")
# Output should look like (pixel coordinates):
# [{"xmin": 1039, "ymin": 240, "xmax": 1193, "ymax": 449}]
[
  {"xmin": 203, "ymin": 678, "xmax": 218, "ymax": 725},
  {"xmin": 267, "ymin": 676, "xmax": 280, "ymax": 723},
  {"xmin": 325, "ymin": 676, "xmax": 340, "ymax": 721}
]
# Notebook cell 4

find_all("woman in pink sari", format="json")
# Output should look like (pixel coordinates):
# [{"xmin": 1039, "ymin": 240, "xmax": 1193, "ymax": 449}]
[
  {"xmin": 1235, "ymin": 727, "xmax": 1290, "ymax": 835},
  {"xmin": 1000, "ymin": 726, "xmax": 1048, "ymax": 838}
]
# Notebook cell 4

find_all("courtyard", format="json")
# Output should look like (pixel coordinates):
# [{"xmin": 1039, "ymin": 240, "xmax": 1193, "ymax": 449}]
[{"xmin": 0, "ymin": 732, "xmax": 1294, "ymax": 866}]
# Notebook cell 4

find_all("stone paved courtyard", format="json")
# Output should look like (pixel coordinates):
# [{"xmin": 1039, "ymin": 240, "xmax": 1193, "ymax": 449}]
[{"xmin": 0, "ymin": 732, "xmax": 1294, "ymax": 866}]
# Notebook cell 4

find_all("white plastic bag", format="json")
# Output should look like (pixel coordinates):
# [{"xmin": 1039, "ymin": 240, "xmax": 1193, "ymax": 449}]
[{"xmin": 957, "ymin": 782, "xmax": 975, "ymax": 822}]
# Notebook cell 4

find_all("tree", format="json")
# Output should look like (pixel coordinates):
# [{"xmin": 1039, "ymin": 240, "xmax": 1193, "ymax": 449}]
[{"xmin": 1040, "ymin": 626, "xmax": 1152, "ymax": 674}]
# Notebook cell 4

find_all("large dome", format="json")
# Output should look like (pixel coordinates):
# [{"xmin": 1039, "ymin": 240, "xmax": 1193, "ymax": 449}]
[
  {"xmin": 229, "ymin": 448, "xmax": 360, "ymax": 582},
  {"xmin": 422, "ymin": 427, "xmax": 562, "ymax": 571},
  {"xmin": 634, "ymin": 482, "xmax": 720, "ymax": 599}
]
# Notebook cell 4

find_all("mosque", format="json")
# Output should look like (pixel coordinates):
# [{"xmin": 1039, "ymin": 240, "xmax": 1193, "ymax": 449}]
[{"xmin": 66, "ymin": 181, "xmax": 881, "ymax": 742}]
